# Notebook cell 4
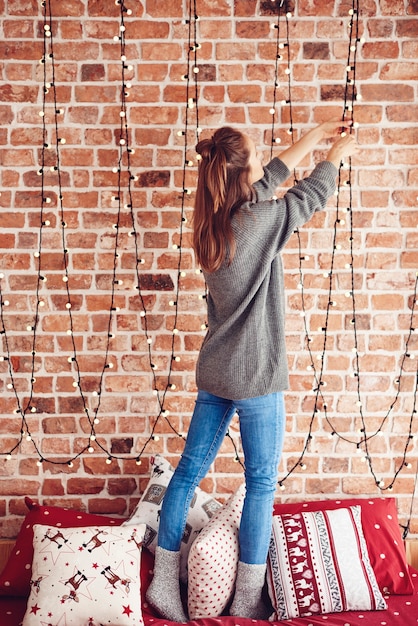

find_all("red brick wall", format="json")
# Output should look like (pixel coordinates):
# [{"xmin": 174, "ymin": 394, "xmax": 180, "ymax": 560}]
[{"xmin": 1, "ymin": 0, "xmax": 417, "ymax": 538}]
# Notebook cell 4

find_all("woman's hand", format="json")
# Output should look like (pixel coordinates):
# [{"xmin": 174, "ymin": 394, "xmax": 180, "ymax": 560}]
[
  {"xmin": 317, "ymin": 118, "xmax": 353, "ymax": 139},
  {"xmin": 279, "ymin": 119, "xmax": 355, "ymax": 172},
  {"xmin": 326, "ymin": 133, "xmax": 359, "ymax": 167}
]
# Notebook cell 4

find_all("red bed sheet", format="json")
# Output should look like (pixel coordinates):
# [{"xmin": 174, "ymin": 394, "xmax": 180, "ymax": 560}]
[{"xmin": 2, "ymin": 567, "xmax": 418, "ymax": 626}]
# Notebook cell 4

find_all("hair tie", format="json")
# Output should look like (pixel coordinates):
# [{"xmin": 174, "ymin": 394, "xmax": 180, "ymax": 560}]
[{"xmin": 197, "ymin": 137, "xmax": 217, "ymax": 161}]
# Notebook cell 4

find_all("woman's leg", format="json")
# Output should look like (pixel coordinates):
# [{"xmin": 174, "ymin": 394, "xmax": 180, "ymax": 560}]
[
  {"xmin": 146, "ymin": 390, "xmax": 236, "ymax": 621},
  {"xmin": 157, "ymin": 390, "xmax": 236, "ymax": 551},
  {"xmin": 236, "ymin": 391, "xmax": 285, "ymax": 563},
  {"xmin": 230, "ymin": 391, "xmax": 285, "ymax": 618}
]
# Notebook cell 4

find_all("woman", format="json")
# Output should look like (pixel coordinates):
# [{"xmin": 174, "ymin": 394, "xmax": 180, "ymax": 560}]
[{"xmin": 146, "ymin": 121, "xmax": 358, "ymax": 621}]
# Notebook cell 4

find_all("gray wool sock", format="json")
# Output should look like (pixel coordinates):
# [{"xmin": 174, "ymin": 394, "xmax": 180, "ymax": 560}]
[
  {"xmin": 230, "ymin": 561, "xmax": 272, "ymax": 619},
  {"xmin": 146, "ymin": 546, "xmax": 188, "ymax": 623}
]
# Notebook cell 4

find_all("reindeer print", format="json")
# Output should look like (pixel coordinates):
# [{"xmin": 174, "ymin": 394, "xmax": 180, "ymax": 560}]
[
  {"xmin": 152, "ymin": 461, "xmax": 164, "ymax": 477},
  {"xmin": 82, "ymin": 529, "xmax": 108, "ymax": 552},
  {"xmin": 29, "ymin": 575, "xmax": 45, "ymax": 594},
  {"xmin": 295, "ymin": 578, "xmax": 314, "ymax": 591},
  {"xmin": 288, "ymin": 546, "xmax": 307, "ymax": 559},
  {"xmin": 61, "ymin": 569, "xmax": 88, "ymax": 603},
  {"xmin": 27, "ymin": 523, "xmax": 144, "ymax": 624},
  {"xmin": 101, "ymin": 565, "xmax": 131, "ymax": 593},
  {"xmin": 297, "ymin": 592, "xmax": 316, "ymax": 608},
  {"xmin": 286, "ymin": 528, "xmax": 304, "ymax": 543},
  {"xmin": 128, "ymin": 530, "xmax": 143, "ymax": 551},
  {"xmin": 291, "ymin": 559, "xmax": 309, "ymax": 574},
  {"xmin": 41, "ymin": 528, "xmax": 68, "ymax": 548}
]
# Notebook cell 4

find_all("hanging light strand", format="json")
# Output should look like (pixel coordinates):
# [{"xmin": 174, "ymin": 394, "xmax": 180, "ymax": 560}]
[
  {"xmin": 0, "ymin": 0, "xmax": 201, "ymax": 465},
  {"xmin": 271, "ymin": 1, "xmax": 418, "ymax": 503}
]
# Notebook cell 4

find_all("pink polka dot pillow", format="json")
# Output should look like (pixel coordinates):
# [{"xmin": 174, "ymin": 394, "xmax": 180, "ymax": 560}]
[{"xmin": 187, "ymin": 483, "xmax": 245, "ymax": 619}]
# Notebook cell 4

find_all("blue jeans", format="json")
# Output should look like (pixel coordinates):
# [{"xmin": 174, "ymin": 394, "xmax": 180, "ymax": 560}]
[{"xmin": 157, "ymin": 390, "xmax": 285, "ymax": 564}]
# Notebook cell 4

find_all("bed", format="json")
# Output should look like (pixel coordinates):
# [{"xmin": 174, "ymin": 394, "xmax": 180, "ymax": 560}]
[
  {"xmin": 1, "ymin": 457, "xmax": 418, "ymax": 625},
  {"xmin": 1, "ymin": 546, "xmax": 418, "ymax": 626}
]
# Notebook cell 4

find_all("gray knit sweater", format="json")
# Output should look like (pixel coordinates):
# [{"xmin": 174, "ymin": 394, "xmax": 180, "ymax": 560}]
[{"xmin": 196, "ymin": 157, "xmax": 338, "ymax": 400}]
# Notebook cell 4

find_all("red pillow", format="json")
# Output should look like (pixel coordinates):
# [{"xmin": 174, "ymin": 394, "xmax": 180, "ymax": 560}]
[
  {"xmin": 273, "ymin": 496, "xmax": 413, "ymax": 595},
  {"xmin": 0, "ymin": 497, "xmax": 125, "ymax": 598}
]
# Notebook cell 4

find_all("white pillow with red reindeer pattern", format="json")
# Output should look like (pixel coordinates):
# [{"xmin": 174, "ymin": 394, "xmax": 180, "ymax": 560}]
[{"xmin": 22, "ymin": 523, "xmax": 146, "ymax": 626}]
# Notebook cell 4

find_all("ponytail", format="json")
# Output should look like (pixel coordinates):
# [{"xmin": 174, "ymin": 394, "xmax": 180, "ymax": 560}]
[{"xmin": 193, "ymin": 127, "xmax": 252, "ymax": 273}]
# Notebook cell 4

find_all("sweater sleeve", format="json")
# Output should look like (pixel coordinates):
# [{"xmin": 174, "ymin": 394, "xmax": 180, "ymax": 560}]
[
  {"xmin": 253, "ymin": 157, "xmax": 291, "ymax": 201},
  {"xmin": 252, "ymin": 160, "xmax": 338, "ymax": 258}
]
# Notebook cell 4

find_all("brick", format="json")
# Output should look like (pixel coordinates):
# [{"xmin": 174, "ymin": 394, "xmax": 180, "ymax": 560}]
[
  {"xmin": 0, "ymin": 40, "xmax": 42, "ymax": 60},
  {"xmin": 128, "ymin": 19, "xmax": 170, "ymax": 40},
  {"xmin": 298, "ymin": 0, "xmax": 333, "ymax": 16},
  {"xmin": 2, "ymin": 148, "xmax": 34, "ymax": 166},
  {"xmin": 81, "ymin": 63, "xmax": 105, "ymax": 81},
  {"xmin": 362, "ymin": 41, "xmax": 399, "ymax": 59},
  {"xmin": 403, "ymin": 40, "xmax": 418, "ymax": 57},
  {"xmin": 137, "ymin": 63, "xmax": 169, "ymax": 82},
  {"xmin": 68, "ymin": 477, "xmax": 106, "ymax": 494},
  {"xmin": 401, "ymin": 251, "xmax": 418, "ymax": 268},
  {"xmin": 60, "ymin": 20, "xmax": 83, "ymax": 39},
  {"xmin": 235, "ymin": 21, "xmax": 271, "ymax": 39},
  {"xmin": 358, "ymin": 168, "xmax": 405, "ymax": 188},
  {"xmin": 380, "ymin": 61, "xmax": 418, "ymax": 80},
  {"xmin": 380, "ymin": 0, "xmax": 406, "ymax": 14},
  {"xmin": 361, "ymin": 83, "xmax": 414, "ymax": 101},
  {"xmin": 42, "ymin": 479, "xmax": 65, "ymax": 496},
  {"xmin": 227, "ymin": 84, "xmax": 262, "ymax": 103},
  {"xmin": 0, "ymin": 479, "xmax": 39, "ymax": 495},
  {"xmin": 320, "ymin": 84, "xmax": 355, "ymax": 101},
  {"xmin": 74, "ymin": 85, "xmax": 118, "ymax": 102},
  {"xmin": 3, "ymin": 20, "xmax": 34, "ymax": 39},
  {"xmin": 87, "ymin": 497, "xmax": 127, "ymax": 515},
  {"xmin": 383, "ymin": 127, "xmax": 418, "ymax": 144},
  {"xmin": 396, "ymin": 18, "xmax": 418, "ymax": 37},
  {"xmin": 365, "ymin": 232, "xmax": 403, "ymax": 248},
  {"xmin": 390, "ymin": 148, "xmax": 418, "ymax": 165},
  {"xmin": 303, "ymin": 42, "xmax": 330, "ymax": 59},
  {"xmin": 108, "ymin": 477, "xmax": 137, "ymax": 495},
  {"xmin": 91, "ymin": 24, "xmax": 125, "ymax": 44},
  {"xmin": 367, "ymin": 18, "xmax": 394, "ymax": 38},
  {"xmin": 144, "ymin": 0, "xmax": 183, "ymax": 17},
  {"xmin": 142, "ymin": 42, "xmax": 182, "ymax": 62}
]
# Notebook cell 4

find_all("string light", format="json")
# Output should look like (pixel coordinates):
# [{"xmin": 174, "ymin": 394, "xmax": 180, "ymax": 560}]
[
  {"xmin": 0, "ymin": 0, "xmax": 202, "ymax": 467},
  {"xmin": 265, "ymin": 0, "xmax": 418, "ymax": 516},
  {"xmin": 269, "ymin": 3, "xmax": 294, "ymax": 152}
]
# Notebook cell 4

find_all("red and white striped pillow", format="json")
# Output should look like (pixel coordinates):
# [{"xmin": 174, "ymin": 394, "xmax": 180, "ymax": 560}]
[{"xmin": 267, "ymin": 506, "xmax": 387, "ymax": 620}]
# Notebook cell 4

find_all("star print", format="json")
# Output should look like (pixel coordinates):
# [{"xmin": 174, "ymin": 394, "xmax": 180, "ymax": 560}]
[
  {"xmin": 123, "ymin": 604, "xmax": 133, "ymax": 617},
  {"xmin": 92, "ymin": 562, "xmax": 99, "ymax": 569},
  {"xmin": 30, "ymin": 603, "xmax": 41, "ymax": 614}
]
